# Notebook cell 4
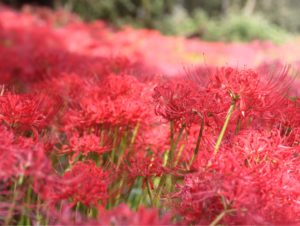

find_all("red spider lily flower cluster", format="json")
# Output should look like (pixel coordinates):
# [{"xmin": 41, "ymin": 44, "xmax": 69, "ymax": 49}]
[
  {"xmin": 0, "ymin": 92, "xmax": 61, "ymax": 136},
  {"xmin": 1, "ymin": 5, "xmax": 300, "ymax": 226},
  {"xmin": 157, "ymin": 69, "xmax": 300, "ymax": 224}
]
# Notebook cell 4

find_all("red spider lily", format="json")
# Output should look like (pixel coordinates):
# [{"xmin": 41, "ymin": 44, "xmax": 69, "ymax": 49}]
[
  {"xmin": 175, "ymin": 127, "xmax": 300, "ymax": 225},
  {"xmin": 269, "ymin": 97, "xmax": 300, "ymax": 131},
  {"xmin": 98, "ymin": 74, "xmax": 145, "ymax": 100},
  {"xmin": 284, "ymin": 126, "xmax": 300, "ymax": 146},
  {"xmin": 61, "ymin": 132, "xmax": 111, "ymax": 158},
  {"xmin": 177, "ymin": 124, "xmax": 216, "ymax": 165},
  {"xmin": 33, "ymin": 73, "xmax": 88, "ymax": 104},
  {"xmin": 153, "ymin": 67, "xmax": 291, "ymax": 134},
  {"xmin": 153, "ymin": 79, "xmax": 204, "ymax": 128},
  {"xmin": 125, "ymin": 154, "xmax": 164, "ymax": 180},
  {"xmin": 62, "ymin": 75, "xmax": 152, "ymax": 132},
  {"xmin": 0, "ymin": 126, "xmax": 57, "ymax": 205},
  {"xmin": 184, "ymin": 65, "xmax": 215, "ymax": 87},
  {"xmin": 0, "ymin": 126, "xmax": 19, "ymax": 180},
  {"xmin": 175, "ymin": 156, "xmax": 300, "ymax": 224},
  {"xmin": 206, "ymin": 67, "xmax": 291, "ymax": 123},
  {"xmin": 63, "ymin": 95, "xmax": 150, "ymax": 131},
  {"xmin": 174, "ymin": 169, "xmax": 262, "ymax": 225},
  {"xmin": 233, "ymin": 128, "xmax": 283, "ymax": 165},
  {"xmin": 45, "ymin": 202, "xmax": 172, "ymax": 225},
  {"xmin": 0, "ymin": 92, "xmax": 61, "ymax": 136},
  {"xmin": 54, "ymin": 161, "xmax": 109, "ymax": 206},
  {"xmin": 134, "ymin": 123, "xmax": 170, "ymax": 155},
  {"xmin": 96, "ymin": 204, "xmax": 172, "ymax": 225},
  {"xmin": 96, "ymin": 56, "xmax": 135, "ymax": 76}
]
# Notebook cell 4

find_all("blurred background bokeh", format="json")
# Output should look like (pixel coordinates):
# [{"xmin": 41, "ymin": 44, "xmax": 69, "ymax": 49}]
[{"xmin": 2, "ymin": 0, "xmax": 300, "ymax": 43}]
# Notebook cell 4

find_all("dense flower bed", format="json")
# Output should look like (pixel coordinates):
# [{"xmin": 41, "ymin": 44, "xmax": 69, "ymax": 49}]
[{"xmin": 0, "ymin": 6, "xmax": 300, "ymax": 225}]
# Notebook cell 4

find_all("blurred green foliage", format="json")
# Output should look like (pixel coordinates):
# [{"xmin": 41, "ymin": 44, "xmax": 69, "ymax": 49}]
[
  {"xmin": 59, "ymin": 0, "xmax": 293, "ymax": 43},
  {"xmin": 61, "ymin": 0, "xmax": 176, "ymax": 28},
  {"xmin": 153, "ymin": 8, "xmax": 287, "ymax": 43},
  {"xmin": 201, "ymin": 12, "xmax": 287, "ymax": 43}
]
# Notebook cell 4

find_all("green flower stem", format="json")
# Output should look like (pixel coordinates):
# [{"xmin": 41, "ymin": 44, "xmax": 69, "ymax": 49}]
[
  {"xmin": 214, "ymin": 100, "xmax": 236, "ymax": 154},
  {"xmin": 4, "ymin": 180, "xmax": 19, "ymax": 226},
  {"xmin": 154, "ymin": 122, "xmax": 185, "ymax": 207},
  {"xmin": 174, "ymin": 144, "xmax": 185, "ymax": 167},
  {"xmin": 168, "ymin": 121, "xmax": 175, "ymax": 167},
  {"xmin": 189, "ymin": 116, "xmax": 204, "ymax": 166},
  {"xmin": 153, "ymin": 175, "xmax": 166, "ymax": 207},
  {"xmin": 122, "ymin": 123, "xmax": 140, "ymax": 167},
  {"xmin": 130, "ymin": 122, "xmax": 140, "ymax": 146},
  {"xmin": 167, "ymin": 122, "xmax": 185, "ymax": 168},
  {"xmin": 116, "ymin": 131, "xmax": 128, "ymax": 169},
  {"xmin": 209, "ymin": 209, "xmax": 236, "ymax": 226},
  {"xmin": 113, "ymin": 177, "xmax": 125, "ymax": 206},
  {"xmin": 110, "ymin": 127, "xmax": 119, "ymax": 163},
  {"xmin": 146, "ymin": 179, "xmax": 154, "ymax": 206},
  {"xmin": 18, "ymin": 185, "xmax": 32, "ymax": 226},
  {"xmin": 35, "ymin": 196, "xmax": 43, "ymax": 226}
]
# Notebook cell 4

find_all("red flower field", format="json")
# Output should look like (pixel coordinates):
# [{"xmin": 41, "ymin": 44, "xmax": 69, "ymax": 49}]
[{"xmin": 0, "ymin": 5, "xmax": 300, "ymax": 225}]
